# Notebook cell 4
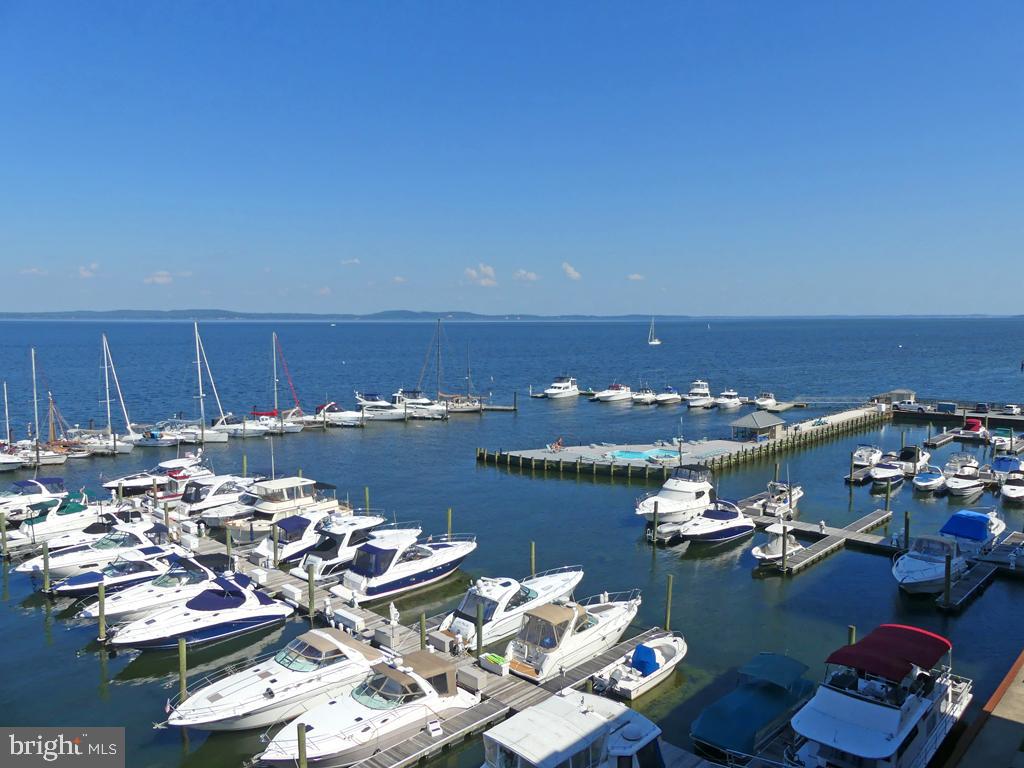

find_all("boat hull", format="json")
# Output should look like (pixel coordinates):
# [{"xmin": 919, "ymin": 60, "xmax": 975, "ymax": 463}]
[{"xmin": 112, "ymin": 614, "xmax": 288, "ymax": 650}]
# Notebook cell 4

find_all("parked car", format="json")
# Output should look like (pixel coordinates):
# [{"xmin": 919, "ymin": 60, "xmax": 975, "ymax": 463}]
[
  {"xmin": 1004, "ymin": 404, "xmax": 1021, "ymax": 415},
  {"xmin": 893, "ymin": 400, "xmax": 929, "ymax": 413},
  {"xmin": 974, "ymin": 403, "xmax": 991, "ymax": 414}
]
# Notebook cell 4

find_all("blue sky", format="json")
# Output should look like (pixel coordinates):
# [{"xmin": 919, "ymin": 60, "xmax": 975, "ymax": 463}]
[{"xmin": 1, "ymin": 3, "xmax": 1021, "ymax": 315}]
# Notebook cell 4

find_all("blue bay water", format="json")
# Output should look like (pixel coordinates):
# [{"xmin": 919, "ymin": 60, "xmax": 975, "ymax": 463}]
[{"xmin": 0, "ymin": 317, "xmax": 1022, "ymax": 767}]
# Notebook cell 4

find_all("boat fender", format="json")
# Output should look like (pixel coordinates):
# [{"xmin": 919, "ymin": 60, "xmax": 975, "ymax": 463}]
[{"xmin": 264, "ymin": 688, "xmax": 275, "ymax": 699}]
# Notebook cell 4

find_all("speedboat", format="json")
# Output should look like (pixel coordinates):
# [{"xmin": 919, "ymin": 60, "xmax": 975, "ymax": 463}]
[
  {"xmin": 390, "ymin": 389, "xmax": 447, "ymax": 420},
  {"xmin": 330, "ymin": 528, "xmax": 477, "ymax": 605},
  {"xmin": 167, "ymin": 628, "xmax": 383, "ymax": 731},
  {"xmin": 77, "ymin": 554, "xmax": 223, "ymax": 622},
  {"xmin": 685, "ymin": 380, "xmax": 713, "ymax": 408},
  {"xmin": 635, "ymin": 464, "xmax": 714, "ymax": 523},
  {"xmin": 987, "ymin": 454, "xmax": 1022, "ymax": 482},
  {"xmin": 0, "ymin": 477, "xmax": 67, "ymax": 523},
  {"xmin": 1, "ymin": 494, "xmax": 106, "ymax": 552},
  {"xmin": 49, "ymin": 545, "xmax": 186, "ymax": 598},
  {"xmin": 594, "ymin": 383, "xmax": 632, "ymax": 402},
  {"xmin": 751, "ymin": 523, "xmax": 805, "ymax": 563},
  {"xmin": 939, "ymin": 509, "xmax": 1005, "ymax": 555},
  {"xmin": 953, "ymin": 418, "xmax": 989, "ymax": 442},
  {"xmin": 756, "ymin": 481, "xmax": 803, "ymax": 518},
  {"xmin": 482, "ymin": 692, "xmax": 672, "ymax": 768},
  {"xmin": 15, "ymin": 521, "xmax": 172, "ymax": 578},
  {"xmin": 200, "ymin": 487, "xmax": 261, "ymax": 528},
  {"xmin": 990, "ymin": 428, "xmax": 1015, "ymax": 452},
  {"xmin": 297, "ymin": 513, "xmax": 389, "ymax": 581},
  {"xmin": 714, "ymin": 389, "xmax": 742, "ymax": 409},
  {"xmin": 691, "ymin": 653, "xmax": 814, "ymax": 762},
  {"xmin": 0, "ymin": 449, "xmax": 22, "ymax": 472},
  {"xmin": 869, "ymin": 460, "xmax": 905, "ymax": 487},
  {"xmin": 108, "ymin": 574, "xmax": 294, "ymax": 649},
  {"xmin": 257, "ymin": 651, "xmax": 479, "ymax": 767},
  {"xmin": 945, "ymin": 465, "xmax": 985, "ymax": 497},
  {"xmin": 892, "ymin": 536, "xmax": 968, "ymax": 594},
  {"xmin": 754, "ymin": 392, "xmax": 777, "ymax": 410},
  {"xmin": 248, "ymin": 510, "xmax": 333, "ymax": 568},
  {"xmin": 506, "ymin": 590, "xmax": 642, "ymax": 683},
  {"xmin": 543, "ymin": 376, "xmax": 579, "ymax": 399},
  {"xmin": 101, "ymin": 453, "xmax": 207, "ymax": 498},
  {"xmin": 592, "ymin": 633, "xmax": 687, "ymax": 700},
  {"xmin": 786, "ymin": 624, "xmax": 972, "ymax": 768},
  {"xmin": 211, "ymin": 413, "xmax": 270, "ymax": 438},
  {"xmin": 311, "ymin": 402, "xmax": 363, "ymax": 427},
  {"xmin": 631, "ymin": 387, "xmax": 657, "ymax": 405},
  {"xmin": 943, "ymin": 452, "xmax": 979, "ymax": 475},
  {"xmin": 356, "ymin": 394, "xmax": 407, "ymax": 421},
  {"xmin": 852, "ymin": 444, "xmax": 883, "ymax": 468},
  {"xmin": 437, "ymin": 565, "xmax": 584, "ymax": 646},
  {"xmin": 225, "ymin": 477, "xmax": 346, "ymax": 546},
  {"xmin": 912, "ymin": 466, "xmax": 946, "ymax": 493},
  {"xmin": 660, "ymin": 500, "xmax": 755, "ymax": 544},
  {"xmin": 892, "ymin": 446, "xmax": 930, "ymax": 475},
  {"xmin": 173, "ymin": 475, "xmax": 254, "ymax": 521},
  {"xmin": 655, "ymin": 386, "xmax": 682, "ymax": 405},
  {"xmin": 1001, "ymin": 470, "xmax": 1024, "ymax": 503}
]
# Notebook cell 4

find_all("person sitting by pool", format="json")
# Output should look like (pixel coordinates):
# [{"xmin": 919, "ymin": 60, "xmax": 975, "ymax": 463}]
[{"xmin": 550, "ymin": 436, "xmax": 563, "ymax": 453}]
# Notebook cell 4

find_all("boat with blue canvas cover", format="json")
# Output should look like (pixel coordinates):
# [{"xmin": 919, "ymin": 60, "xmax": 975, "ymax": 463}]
[
  {"xmin": 15, "ymin": 521, "xmax": 172, "ymax": 578},
  {"xmin": 247, "ymin": 510, "xmax": 331, "ymax": 568},
  {"xmin": 988, "ymin": 454, "xmax": 1022, "ymax": 481},
  {"xmin": 592, "ymin": 631, "xmax": 687, "ymax": 700},
  {"xmin": 939, "ymin": 508, "xmax": 1005, "ymax": 555},
  {"xmin": 659, "ymin": 500, "xmax": 755, "ymax": 545},
  {"xmin": 690, "ymin": 652, "xmax": 815, "ymax": 763},
  {"xmin": 50, "ymin": 544, "xmax": 185, "ymax": 597}
]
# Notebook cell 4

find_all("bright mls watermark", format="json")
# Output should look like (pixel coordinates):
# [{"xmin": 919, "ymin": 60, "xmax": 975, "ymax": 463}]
[{"xmin": 1, "ymin": 728, "xmax": 124, "ymax": 768}]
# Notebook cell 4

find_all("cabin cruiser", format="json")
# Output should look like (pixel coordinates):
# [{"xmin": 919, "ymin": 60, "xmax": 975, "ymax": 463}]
[
  {"xmin": 437, "ymin": 566, "xmax": 584, "ymax": 646},
  {"xmin": 594, "ymin": 383, "xmax": 632, "ymax": 402},
  {"xmin": 592, "ymin": 633, "xmax": 687, "ymax": 700},
  {"xmin": 691, "ymin": 653, "xmax": 814, "ymax": 762},
  {"xmin": 751, "ymin": 523, "xmax": 805, "ymax": 563},
  {"xmin": 173, "ymin": 475, "xmax": 254, "ymax": 521},
  {"xmin": 50, "ymin": 545, "xmax": 186, "ymax": 598},
  {"xmin": 248, "ymin": 510, "xmax": 333, "ymax": 568},
  {"xmin": 483, "ymin": 691, "xmax": 671, "ymax": 768},
  {"xmin": 15, "ymin": 521, "xmax": 172, "ymax": 578},
  {"xmin": 892, "ymin": 536, "xmax": 969, "ymax": 594},
  {"xmin": 952, "ymin": 418, "xmax": 989, "ymax": 441},
  {"xmin": 35, "ymin": 507, "xmax": 146, "ymax": 553},
  {"xmin": 77, "ymin": 554, "xmax": 223, "ymax": 622},
  {"xmin": 714, "ymin": 389, "xmax": 742, "ymax": 409},
  {"xmin": 506, "ymin": 590, "xmax": 641, "ymax": 683},
  {"xmin": 655, "ymin": 386, "xmax": 682, "ymax": 405},
  {"xmin": 297, "ymin": 513, "xmax": 389, "ymax": 581},
  {"xmin": 355, "ymin": 392, "xmax": 407, "ymax": 421},
  {"xmin": 634, "ymin": 464, "xmax": 714, "ymax": 523},
  {"xmin": 101, "ymin": 453, "xmax": 207, "ymax": 498},
  {"xmin": 311, "ymin": 402, "xmax": 363, "ymax": 427},
  {"xmin": 82, "ymin": 432, "xmax": 136, "ymax": 455},
  {"xmin": 757, "ymin": 481, "xmax": 803, "ymax": 518},
  {"xmin": 869, "ymin": 459, "xmax": 905, "ymax": 487},
  {"xmin": 211, "ymin": 413, "xmax": 270, "ymax": 438},
  {"xmin": 785, "ymin": 624, "xmax": 972, "ymax": 768},
  {"xmin": 945, "ymin": 465, "xmax": 985, "ymax": 497},
  {"xmin": 253, "ymin": 412, "xmax": 305, "ymax": 434},
  {"xmin": 543, "ymin": 376, "xmax": 579, "ymax": 399},
  {"xmin": 330, "ymin": 528, "xmax": 477, "ymax": 605},
  {"xmin": 939, "ymin": 509, "xmax": 1005, "ymax": 555},
  {"xmin": 0, "ymin": 477, "xmax": 67, "ymax": 523},
  {"xmin": 16, "ymin": 444, "xmax": 70, "ymax": 467},
  {"xmin": 0, "ymin": 449, "xmax": 23, "ymax": 472},
  {"xmin": 911, "ymin": 466, "xmax": 946, "ymax": 493},
  {"xmin": 167, "ymin": 628, "xmax": 383, "ymax": 731},
  {"xmin": 134, "ymin": 423, "xmax": 185, "ymax": 447},
  {"xmin": 631, "ymin": 387, "xmax": 657, "ymax": 405},
  {"xmin": 108, "ymin": 574, "xmax": 294, "ymax": 649},
  {"xmin": 390, "ymin": 389, "xmax": 447, "ymax": 420},
  {"xmin": 986, "ymin": 455, "xmax": 1022, "ymax": 483},
  {"xmin": 852, "ymin": 444, "xmax": 883, "ymax": 468},
  {"xmin": 200, "ymin": 487, "xmax": 261, "ymax": 528},
  {"xmin": 990, "ymin": 428, "xmax": 1015, "ymax": 452},
  {"xmin": 1, "ymin": 494, "xmax": 107, "ymax": 552},
  {"xmin": 258, "ymin": 651, "xmax": 479, "ymax": 767},
  {"xmin": 225, "ymin": 477, "xmax": 346, "ymax": 545},
  {"xmin": 177, "ymin": 422, "xmax": 229, "ymax": 444},
  {"xmin": 943, "ymin": 452, "xmax": 979, "ymax": 475},
  {"xmin": 659, "ymin": 500, "xmax": 755, "ymax": 545},
  {"xmin": 892, "ymin": 446, "xmax": 930, "ymax": 475},
  {"xmin": 754, "ymin": 392, "xmax": 777, "ymax": 410},
  {"xmin": 685, "ymin": 380, "xmax": 713, "ymax": 408},
  {"xmin": 1001, "ymin": 470, "xmax": 1024, "ymax": 503}
]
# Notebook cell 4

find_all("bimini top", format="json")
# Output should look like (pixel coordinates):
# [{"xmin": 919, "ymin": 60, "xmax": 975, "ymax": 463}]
[
  {"xmin": 826, "ymin": 624, "xmax": 951, "ymax": 682},
  {"xmin": 992, "ymin": 456, "xmax": 1021, "ymax": 473},
  {"xmin": 276, "ymin": 515, "xmax": 314, "ymax": 534},
  {"xmin": 939, "ymin": 510, "xmax": 992, "ymax": 542}
]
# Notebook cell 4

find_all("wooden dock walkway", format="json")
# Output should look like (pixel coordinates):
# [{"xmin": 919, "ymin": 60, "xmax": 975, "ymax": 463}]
[
  {"xmin": 774, "ymin": 509, "xmax": 894, "ymax": 574},
  {"xmin": 924, "ymin": 431, "xmax": 958, "ymax": 448},
  {"xmin": 938, "ymin": 532, "xmax": 1024, "ymax": 613}
]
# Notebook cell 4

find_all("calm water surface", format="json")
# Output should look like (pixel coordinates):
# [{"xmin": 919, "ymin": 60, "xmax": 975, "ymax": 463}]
[{"xmin": 1, "ymin": 318, "xmax": 1022, "ymax": 767}]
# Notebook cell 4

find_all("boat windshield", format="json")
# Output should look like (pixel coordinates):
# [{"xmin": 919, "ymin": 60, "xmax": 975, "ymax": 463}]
[
  {"xmin": 237, "ymin": 492, "xmax": 259, "ymax": 507},
  {"xmin": 351, "ymin": 670, "xmax": 423, "ymax": 710},
  {"xmin": 350, "ymin": 545, "xmax": 398, "ymax": 577},
  {"xmin": 152, "ymin": 562, "xmax": 207, "ymax": 588},
  {"xmin": 102, "ymin": 557, "xmax": 156, "ymax": 577},
  {"xmin": 275, "ymin": 637, "xmax": 346, "ymax": 672},
  {"xmin": 912, "ymin": 538, "xmax": 955, "ymax": 558},
  {"xmin": 93, "ymin": 531, "xmax": 140, "ymax": 550},
  {"xmin": 181, "ymin": 483, "xmax": 211, "ymax": 504},
  {"xmin": 455, "ymin": 592, "xmax": 499, "ymax": 624},
  {"xmin": 515, "ymin": 614, "xmax": 569, "ymax": 651}
]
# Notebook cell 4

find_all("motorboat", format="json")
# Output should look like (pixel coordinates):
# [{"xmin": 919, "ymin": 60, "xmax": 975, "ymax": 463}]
[
  {"xmin": 543, "ymin": 376, "xmax": 579, "ymax": 399},
  {"xmin": 177, "ymin": 423, "xmax": 229, "ymax": 444},
  {"xmin": 987, "ymin": 454, "xmax": 1022, "ymax": 482},
  {"xmin": 911, "ymin": 466, "xmax": 946, "ymax": 493},
  {"xmin": 1001, "ymin": 470, "xmax": 1024, "ymax": 503},
  {"xmin": 2, "ymin": 494, "xmax": 109, "ymax": 552},
  {"xmin": 892, "ymin": 446, "xmax": 930, "ymax": 475},
  {"xmin": 634, "ymin": 464, "xmax": 715, "ymax": 523},
  {"xmin": 647, "ymin": 316, "xmax": 661, "ymax": 346},
  {"xmin": 592, "ymin": 633, "xmax": 687, "ymax": 700},
  {"xmin": 201, "ymin": 487, "xmax": 261, "ymax": 528},
  {"xmin": 869, "ymin": 460, "xmax": 905, "ymax": 487},
  {"xmin": 714, "ymin": 389, "xmax": 742, "ymax": 409},
  {"xmin": 248, "ymin": 510, "xmax": 333, "ymax": 568},
  {"xmin": 354, "ymin": 393, "xmax": 407, "ymax": 421},
  {"xmin": 82, "ymin": 433, "xmax": 136, "ymax": 456},
  {"xmin": 990, "ymin": 427, "xmax": 1015, "ymax": 452},
  {"xmin": 654, "ymin": 386, "xmax": 682, "ymax": 405},
  {"xmin": 15, "ymin": 521, "xmax": 172, "ymax": 578},
  {"xmin": 254, "ymin": 412, "xmax": 305, "ymax": 434},
  {"xmin": 101, "ymin": 453, "xmax": 207, "ymax": 498},
  {"xmin": 945, "ymin": 465, "xmax": 985, "ymax": 497},
  {"xmin": 310, "ymin": 402, "xmax": 363, "ymax": 427},
  {"xmin": 173, "ymin": 475, "xmax": 254, "ymax": 521},
  {"xmin": 225, "ymin": 477, "xmax": 346, "ymax": 546},
  {"xmin": 35, "ymin": 507, "xmax": 147, "ymax": 553},
  {"xmin": 167, "ymin": 628, "xmax": 383, "ymax": 731},
  {"xmin": 892, "ymin": 536, "xmax": 968, "ymax": 594},
  {"xmin": 685, "ymin": 380, "xmax": 714, "ymax": 408},
  {"xmin": 953, "ymin": 418, "xmax": 989, "ymax": 441},
  {"xmin": 0, "ymin": 450, "xmax": 22, "ymax": 472},
  {"xmin": 297, "ymin": 513, "xmax": 389, "ymax": 582},
  {"xmin": 594, "ymin": 383, "xmax": 632, "ymax": 402},
  {"xmin": 943, "ymin": 452, "xmax": 979, "ymax": 473},
  {"xmin": 134, "ymin": 424, "xmax": 184, "ymax": 447},
  {"xmin": 660, "ymin": 500, "xmax": 755, "ymax": 544},
  {"xmin": 751, "ymin": 523, "xmax": 805, "ymax": 563},
  {"xmin": 330, "ymin": 528, "xmax": 477, "ymax": 605},
  {"xmin": 482, "ymin": 692, "xmax": 672, "ymax": 768},
  {"xmin": 756, "ymin": 481, "xmax": 803, "ymax": 518},
  {"xmin": 785, "ymin": 625, "xmax": 972, "ymax": 768},
  {"xmin": 691, "ymin": 653, "xmax": 814, "ymax": 763},
  {"xmin": 108, "ymin": 574, "xmax": 294, "ymax": 650},
  {"xmin": 257, "ymin": 651, "xmax": 479, "ymax": 767},
  {"xmin": 390, "ymin": 389, "xmax": 447, "ymax": 420},
  {"xmin": 506, "ymin": 590, "xmax": 642, "ymax": 683},
  {"xmin": 49, "ymin": 545, "xmax": 186, "ymax": 598},
  {"xmin": 442, "ymin": 394, "xmax": 483, "ymax": 413},
  {"xmin": 631, "ymin": 387, "xmax": 657, "ymax": 405},
  {"xmin": 16, "ymin": 446, "xmax": 70, "ymax": 467},
  {"xmin": 77, "ymin": 554, "xmax": 223, "ymax": 622},
  {"xmin": 939, "ymin": 509, "xmax": 1005, "ymax": 555},
  {"xmin": 437, "ymin": 565, "xmax": 584, "ymax": 646},
  {"xmin": 851, "ymin": 444, "xmax": 883, "ymax": 468},
  {"xmin": 0, "ymin": 477, "xmax": 67, "ymax": 523},
  {"xmin": 754, "ymin": 392, "xmax": 777, "ymax": 410},
  {"xmin": 210, "ymin": 413, "xmax": 270, "ymax": 438}
]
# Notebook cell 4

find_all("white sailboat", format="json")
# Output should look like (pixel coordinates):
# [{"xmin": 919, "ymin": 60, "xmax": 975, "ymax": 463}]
[
  {"xmin": 253, "ymin": 332, "xmax": 305, "ymax": 434},
  {"xmin": 0, "ymin": 381, "xmax": 19, "ymax": 472},
  {"xmin": 180, "ymin": 322, "xmax": 229, "ymax": 444},
  {"xmin": 647, "ymin": 317, "xmax": 662, "ymax": 346},
  {"xmin": 83, "ymin": 335, "xmax": 137, "ymax": 455}
]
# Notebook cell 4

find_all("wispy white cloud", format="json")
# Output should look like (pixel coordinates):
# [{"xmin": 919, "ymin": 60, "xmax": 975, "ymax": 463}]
[
  {"xmin": 513, "ymin": 269, "xmax": 539, "ymax": 282},
  {"xmin": 177, "ymin": 270, "xmax": 194, "ymax": 279},
  {"xmin": 392, "ymin": 275, "xmax": 407, "ymax": 284},
  {"xmin": 561, "ymin": 261, "xmax": 581, "ymax": 281},
  {"xmin": 341, "ymin": 258, "xmax": 361, "ymax": 266},
  {"xmin": 317, "ymin": 286, "xmax": 331, "ymax": 296},
  {"xmin": 78, "ymin": 262, "xmax": 99, "ymax": 279},
  {"xmin": 464, "ymin": 263, "xmax": 498, "ymax": 287},
  {"xmin": 19, "ymin": 267, "xmax": 47, "ymax": 276},
  {"xmin": 627, "ymin": 273, "xmax": 645, "ymax": 281},
  {"xmin": 143, "ymin": 270, "xmax": 174, "ymax": 285}
]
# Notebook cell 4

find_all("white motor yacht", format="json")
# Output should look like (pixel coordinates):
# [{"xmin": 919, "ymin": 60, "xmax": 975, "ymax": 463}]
[
  {"xmin": 911, "ymin": 466, "xmax": 946, "ymax": 493},
  {"xmin": 258, "ymin": 652, "xmax": 479, "ymax": 768},
  {"xmin": 659, "ymin": 500, "xmax": 755, "ymax": 545},
  {"xmin": 167, "ymin": 628, "xmax": 383, "ymax": 731},
  {"xmin": 310, "ymin": 402, "xmax": 364, "ymax": 427},
  {"xmin": 255, "ymin": 413, "xmax": 305, "ymax": 434},
  {"xmin": 892, "ymin": 536, "xmax": 968, "ymax": 594},
  {"xmin": 685, "ymin": 380, "xmax": 713, "ymax": 408},
  {"xmin": 297, "ymin": 513, "xmax": 389, "ymax": 582},
  {"xmin": 945, "ymin": 465, "xmax": 985, "ymax": 497},
  {"xmin": 635, "ymin": 465, "xmax": 715, "ymax": 523},
  {"xmin": 751, "ymin": 523, "xmax": 804, "ymax": 563},
  {"xmin": 754, "ymin": 392, "xmax": 777, "ymax": 409},
  {"xmin": 0, "ymin": 450, "xmax": 25, "ymax": 472},
  {"xmin": 938, "ymin": 508, "xmax": 1005, "ymax": 555},
  {"xmin": 177, "ymin": 424, "xmax": 229, "ymax": 444},
  {"xmin": 756, "ymin": 481, "xmax": 804, "ymax": 518},
  {"xmin": 592, "ymin": 633, "xmax": 688, "ymax": 700},
  {"xmin": 655, "ymin": 386, "xmax": 682, "ymax": 405},
  {"xmin": 15, "ymin": 521, "xmax": 172, "ymax": 579},
  {"xmin": 50, "ymin": 545, "xmax": 186, "ymax": 598},
  {"xmin": 851, "ymin": 444, "xmax": 883, "ymax": 468},
  {"xmin": 101, "ymin": 453, "xmax": 207, "ymax": 498},
  {"xmin": 248, "ymin": 510, "xmax": 333, "ymax": 568},
  {"xmin": 437, "ymin": 565, "xmax": 584, "ymax": 646},
  {"xmin": 1, "ymin": 494, "xmax": 107, "ymax": 553},
  {"xmin": 0, "ymin": 477, "xmax": 68, "ymax": 523},
  {"xmin": 714, "ymin": 389, "xmax": 742, "ymax": 409},
  {"xmin": 83, "ymin": 433, "xmax": 136, "ymax": 455},
  {"xmin": 631, "ymin": 387, "xmax": 657, "ymax": 405},
  {"xmin": 506, "ymin": 590, "xmax": 642, "ymax": 683},
  {"xmin": 594, "ymin": 383, "xmax": 632, "ymax": 402},
  {"xmin": 37, "ymin": 507, "xmax": 146, "ymax": 553},
  {"xmin": 786, "ymin": 624, "xmax": 972, "ymax": 768},
  {"xmin": 172, "ymin": 475, "xmax": 254, "ymax": 521},
  {"xmin": 200, "ymin": 487, "xmax": 261, "ymax": 528},
  {"xmin": 225, "ymin": 477, "xmax": 347, "ymax": 546},
  {"xmin": 210, "ymin": 414, "xmax": 270, "ymax": 438},
  {"xmin": 543, "ymin": 376, "xmax": 579, "ymax": 399},
  {"xmin": 390, "ymin": 389, "xmax": 447, "ymax": 420},
  {"xmin": 1001, "ymin": 470, "xmax": 1024, "ymax": 503},
  {"xmin": 355, "ymin": 392, "xmax": 407, "ymax": 421}
]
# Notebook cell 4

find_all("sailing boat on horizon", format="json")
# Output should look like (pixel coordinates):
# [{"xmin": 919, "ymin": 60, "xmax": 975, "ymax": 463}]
[
  {"xmin": 647, "ymin": 317, "xmax": 662, "ymax": 346},
  {"xmin": 82, "ymin": 334, "xmax": 138, "ymax": 455},
  {"xmin": 250, "ymin": 332, "xmax": 305, "ymax": 434},
  {"xmin": 179, "ymin": 322, "xmax": 230, "ymax": 444}
]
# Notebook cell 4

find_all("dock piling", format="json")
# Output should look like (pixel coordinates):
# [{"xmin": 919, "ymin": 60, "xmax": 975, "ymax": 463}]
[
  {"xmin": 943, "ymin": 554, "xmax": 952, "ymax": 608},
  {"xmin": 42, "ymin": 541, "xmax": 50, "ymax": 593},
  {"xmin": 242, "ymin": 454, "xmax": 247, "ymax": 478},
  {"xmin": 530, "ymin": 541, "xmax": 536, "ymax": 577},
  {"xmin": 665, "ymin": 574, "xmax": 673, "ymax": 631},
  {"xmin": 272, "ymin": 524, "xmax": 279, "ymax": 568},
  {"xmin": 306, "ymin": 564, "xmax": 316, "ymax": 626},
  {"xmin": 447, "ymin": 507, "xmax": 452, "ymax": 539},
  {"xmin": 849, "ymin": 452, "xmax": 855, "ymax": 484},
  {"xmin": 364, "ymin": 486, "xmax": 370, "ymax": 512},
  {"xmin": 97, "ymin": 583, "xmax": 106, "ymax": 642},
  {"xmin": 885, "ymin": 481, "xmax": 892, "ymax": 511},
  {"xmin": 475, "ymin": 602, "xmax": 484, "ymax": 659},
  {"xmin": 901, "ymin": 431, "xmax": 906, "ymax": 449},
  {"xmin": 297, "ymin": 723, "xmax": 308, "ymax": 768},
  {"xmin": 420, "ymin": 612, "xmax": 427, "ymax": 650},
  {"xmin": 848, "ymin": 625, "xmax": 856, "ymax": 645},
  {"xmin": 0, "ymin": 512, "xmax": 6, "ymax": 557},
  {"xmin": 904, "ymin": 510, "xmax": 910, "ymax": 550},
  {"xmin": 151, "ymin": 478, "xmax": 158, "ymax": 506},
  {"xmin": 178, "ymin": 637, "xmax": 188, "ymax": 702},
  {"xmin": 117, "ymin": 482, "xmax": 123, "ymax": 502},
  {"xmin": 775, "ymin": 462, "xmax": 780, "ymax": 483},
  {"xmin": 781, "ymin": 531, "xmax": 788, "ymax": 573},
  {"xmin": 225, "ymin": 530, "xmax": 232, "ymax": 561},
  {"xmin": 297, "ymin": 467, "xmax": 302, "ymax": 478}
]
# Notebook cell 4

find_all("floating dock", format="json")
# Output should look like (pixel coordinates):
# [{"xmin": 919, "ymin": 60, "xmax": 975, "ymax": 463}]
[{"xmin": 938, "ymin": 531, "xmax": 1024, "ymax": 613}]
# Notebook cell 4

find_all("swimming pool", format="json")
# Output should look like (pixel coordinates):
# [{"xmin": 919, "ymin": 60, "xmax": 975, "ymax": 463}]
[{"xmin": 609, "ymin": 448, "xmax": 680, "ymax": 460}]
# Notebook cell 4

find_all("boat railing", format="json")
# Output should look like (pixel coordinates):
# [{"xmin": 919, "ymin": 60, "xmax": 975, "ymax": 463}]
[
  {"xmin": 575, "ymin": 588, "xmax": 642, "ymax": 607},
  {"xmin": 425, "ymin": 533, "xmax": 477, "ymax": 545},
  {"xmin": 165, "ymin": 649, "xmax": 284, "ymax": 716},
  {"xmin": 525, "ymin": 564, "xmax": 584, "ymax": 581}
]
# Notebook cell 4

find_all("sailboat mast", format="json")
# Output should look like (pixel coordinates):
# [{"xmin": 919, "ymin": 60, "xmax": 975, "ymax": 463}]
[
  {"xmin": 104, "ymin": 334, "xmax": 132, "ymax": 435},
  {"xmin": 272, "ymin": 332, "xmax": 280, "ymax": 426},
  {"xmin": 197, "ymin": 326, "xmax": 226, "ymax": 420},
  {"xmin": 101, "ymin": 335, "xmax": 113, "ymax": 435},
  {"xmin": 30, "ymin": 348, "xmax": 39, "ymax": 445},
  {"xmin": 194, "ymin": 322, "xmax": 206, "ymax": 439},
  {"xmin": 48, "ymin": 392, "xmax": 56, "ymax": 444},
  {"xmin": 435, "ymin": 318, "xmax": 441, "ymax": 398},
  {"xmin": 2, "ymin": 380, "xmax": 9, "ymax": 445}
]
